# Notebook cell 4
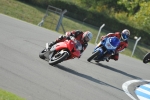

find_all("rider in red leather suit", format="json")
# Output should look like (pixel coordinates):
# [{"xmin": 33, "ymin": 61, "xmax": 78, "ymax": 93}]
[{"xmin": 101, "ymin": 29, "xmax": 130, "ymax": 61}]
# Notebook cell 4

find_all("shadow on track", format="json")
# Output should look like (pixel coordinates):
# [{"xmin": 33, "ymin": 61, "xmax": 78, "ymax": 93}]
[
  {"xmin": 95, "ymin": 62, "xmax": 141, "ymax": 79},
  {"xmin": 54, "ymin": 64, "xmax": 123, "ymax": 91}
]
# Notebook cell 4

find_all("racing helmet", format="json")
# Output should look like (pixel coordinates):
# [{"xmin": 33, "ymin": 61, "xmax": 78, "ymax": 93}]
[
  {"xmin": 82, "ymin": 31, "xmax": 93, "ymax": 42},
  {"xmin": 121, "ymin": 29, "xmax": 130, "ymax": 41}
]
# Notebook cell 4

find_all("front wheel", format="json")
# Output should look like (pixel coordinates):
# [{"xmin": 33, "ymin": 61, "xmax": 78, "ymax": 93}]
[
  {"xmin": 87, "ymin": 51, "xmax": 99, "ymax": 62},
  {"xmin": 39, "ymin": 48, "xmax": 47, "ymax": 59},
  {"xmin": 143, "ymin": 53, "xmax": 150, "ymax": 64},
  {"xmin": 49, "ymin": 51, "xmax": 69, "ymax": 65}
]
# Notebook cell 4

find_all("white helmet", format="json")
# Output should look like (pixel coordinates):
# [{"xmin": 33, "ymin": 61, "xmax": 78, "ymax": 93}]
[
  {"xmin": 121, "ymin": 29, "xmax": 130, "ymax": 41},
  {"xmin": 82, "ymin": 31, "xmax": 93, "ymax": 42}
]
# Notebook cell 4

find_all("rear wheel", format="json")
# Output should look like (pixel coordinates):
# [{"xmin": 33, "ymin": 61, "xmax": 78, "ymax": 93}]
[
  {"xmin": 39, "ymin": 48, "xmax": 47, "ymax": 59},
  {"xmin": 87, "ymin": 51, "xmax": 99, "ymax": 62},
  {"xmin": 143, "ymin": 53, "xmax": 150, "ymax": 64},
  {"xmin": 49, "ymin": 51, "xmax": 69, "ymax": 65}
]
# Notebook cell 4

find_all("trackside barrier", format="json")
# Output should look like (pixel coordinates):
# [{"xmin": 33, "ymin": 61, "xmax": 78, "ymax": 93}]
[
  {"xmin": 95, "ymin": 24, "xmax": 105, "ymax": 45},
  {"xmin": 131, "ymin": 37, "xmax": 141, "ymax": 57},
  {"xmin": 38, "ymin": 5, "xmax": 67, "ymax": 33},
  {"xmin": 56, "ymin": 9, "xmax": 67, "ymax": 32}
]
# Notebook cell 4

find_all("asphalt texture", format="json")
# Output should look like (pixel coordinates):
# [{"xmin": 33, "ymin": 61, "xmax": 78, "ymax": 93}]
[{"xmin": 0, "ymin": 14, "xmax": 150, "ymax": 100}]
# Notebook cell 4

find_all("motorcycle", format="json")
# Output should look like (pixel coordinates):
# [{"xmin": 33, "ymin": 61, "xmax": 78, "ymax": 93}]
[
  {"xmin": 87, "ymin": 36, "xmax": 120, "ymax": 62},
  {"xmin": 143, "ymin": 52, "xmax": 150, "ymax": 64},
  {"xmin": 39, "ymin": 36, "xmax": 82, "ymax": 65}
]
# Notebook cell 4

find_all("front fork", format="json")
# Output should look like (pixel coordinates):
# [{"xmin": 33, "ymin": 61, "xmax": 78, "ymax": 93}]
[
  {"xmin": 93, "ymin": 47, "xmax": 103, "ymax": 60},
  {"xmin": 94, "ymin": 46, "xmax": 112, "ymax": 61}
]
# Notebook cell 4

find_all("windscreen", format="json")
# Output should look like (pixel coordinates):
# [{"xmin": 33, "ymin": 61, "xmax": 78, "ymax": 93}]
[{"xmin": 109, "ymin": 37, "xmax": 120, "ymax": 47}]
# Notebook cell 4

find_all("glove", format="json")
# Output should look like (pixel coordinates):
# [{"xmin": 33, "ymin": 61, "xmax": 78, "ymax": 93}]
[
  {"xmin": 70, "ymin": 36, "xmax": 76, "ymax": 41},
  {"xmin": 100, "ymin": 36, "xmax": 105, "ymax": 40},
  {"xmin": 66, "ymin": 36, "xmax": 70, "ymax": 40},
  {"xmin": 78, "ymin": 55, "xmax": 81, "ymax": 59}
]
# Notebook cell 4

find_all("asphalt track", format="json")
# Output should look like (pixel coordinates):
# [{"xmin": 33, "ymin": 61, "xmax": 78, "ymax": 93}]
[{"xmin": 0, "ymin": 14, "xmax": 149, "ymax": 100}]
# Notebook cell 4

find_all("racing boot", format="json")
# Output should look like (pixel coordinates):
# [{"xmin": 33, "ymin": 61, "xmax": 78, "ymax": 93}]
[
  {"xmin": 106, "ymin": 57, "xmax": 110, "ymax": 62},
  {"xmin": 95, "ymin": 60, "xmax": 100, "ymax": 63},
  {"xmin": 49, "ymin": 41, "xmax": 57, "ymax": 48},
  {"xmin": 103, "ymin": 53, "xmax": 111, "ymax": 62}
]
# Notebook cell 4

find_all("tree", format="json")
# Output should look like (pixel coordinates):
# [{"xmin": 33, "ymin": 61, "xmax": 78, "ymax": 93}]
[
  {"xmin": 134, "ymin": 1, "xmax": 150, "ymax": 32},
  {"xmin": 117, "ymin": 0, "xmax": 141, "ymax": 14}
]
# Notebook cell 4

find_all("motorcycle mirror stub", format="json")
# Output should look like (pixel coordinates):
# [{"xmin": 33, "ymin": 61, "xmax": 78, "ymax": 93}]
[{"xmin": 46, "ymin": 43, "xmax": 49, "ymax": 49}]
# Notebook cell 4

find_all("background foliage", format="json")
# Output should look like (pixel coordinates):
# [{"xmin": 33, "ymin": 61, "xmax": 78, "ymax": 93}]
[{"xmin": 18, "ymin": 0, "xmax": 150, "ymax": 45}]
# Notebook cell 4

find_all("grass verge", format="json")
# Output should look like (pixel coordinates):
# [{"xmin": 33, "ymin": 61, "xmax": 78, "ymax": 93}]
[{"xmin": 0, "ymin": 88, "xmax": 25, "ymax": 100}]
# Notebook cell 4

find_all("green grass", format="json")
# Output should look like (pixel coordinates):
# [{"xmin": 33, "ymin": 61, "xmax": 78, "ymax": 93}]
[
  {"xmin": 0, "ymin": 88, "xmax": 25, "ymax": 100},
  {"xmin": 0, "ymin": 0, "xmax": 150, "ymax": 61},
  {"xmin": 0, "ymin": 0, "xmax": 45, "ymax": 25}
]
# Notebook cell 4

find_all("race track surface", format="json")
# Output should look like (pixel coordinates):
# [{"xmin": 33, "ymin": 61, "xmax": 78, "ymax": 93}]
[{"xmin": 0, "ymin": 14, "xmax": 149, "ymax": 100}]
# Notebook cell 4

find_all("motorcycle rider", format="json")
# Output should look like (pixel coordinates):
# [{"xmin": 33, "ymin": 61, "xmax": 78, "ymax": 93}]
[
  {"xmin": 100, "ymin": 29, "xmax": 130, "ymax": 62},
  {"xmin": 49, "ymin": 30, "xmax": 93, "ymax": 58}
]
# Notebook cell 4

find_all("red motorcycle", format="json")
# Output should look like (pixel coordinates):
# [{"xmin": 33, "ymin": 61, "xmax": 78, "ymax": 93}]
[{"xmin": 39, "ymin": 36, "xmax": 82, "ymax": 65}]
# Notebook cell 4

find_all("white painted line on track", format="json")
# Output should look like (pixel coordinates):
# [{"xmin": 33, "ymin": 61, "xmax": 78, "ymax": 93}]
[
  {"xmin": 144, "ymin": 84, "xmax": 150, "ymax": 89},
  {"xmin": 137, "ymin": 95, "xmax": 150, "ymax": 100},
  {"xmin": 122, "ymin": 80, "xmax": 150, "ymax": 100},
  {"xmin": 136, "ymin": 88, "xmax": 150, "ymax": 95}
]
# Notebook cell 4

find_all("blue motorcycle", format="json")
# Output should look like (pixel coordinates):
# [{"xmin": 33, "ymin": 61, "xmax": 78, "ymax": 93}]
[{"xmin": 87, "ymin": 36, "xmax": 120, "ymax": 62}]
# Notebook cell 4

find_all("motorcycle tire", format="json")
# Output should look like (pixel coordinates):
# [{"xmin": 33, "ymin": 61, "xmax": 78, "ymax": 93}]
[
  {"xmin": 143, "ymin": 53, "xmax": 150, "ymax": 64},
  {"xmin": 39, "ymin": 48, "xmax": 47, "ymax": 59},
  {"xmin": 49, "ymin": 51, "xmax": 69, "ymax": 65},
  {"xmin": 87, "ymin": 51, "xmax": 99, "ymax": 62}
]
